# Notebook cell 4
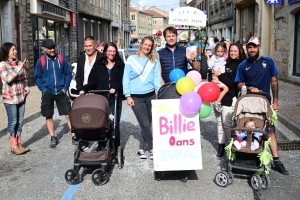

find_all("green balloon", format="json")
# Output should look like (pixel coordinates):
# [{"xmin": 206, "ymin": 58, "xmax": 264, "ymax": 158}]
[{"xmin": 199, "ymin": 103, "xmax": 212, "ymax": 118}]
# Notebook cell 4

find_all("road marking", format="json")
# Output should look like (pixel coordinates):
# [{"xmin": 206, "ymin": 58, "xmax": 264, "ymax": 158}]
[{"xmin": 60, "ymin": 106, "xmax": 130, "ymax": 199}]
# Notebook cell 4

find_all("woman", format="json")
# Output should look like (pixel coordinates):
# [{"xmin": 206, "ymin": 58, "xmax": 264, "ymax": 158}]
[
  {"xmin": 80, "ymin": 42, "xmax": 124, "ymax": 148},
  {"xmin": 0, "ymin": 42, "xmax": 30, "ymax": 155},
  {"xmin": 123, "ymin": 36, "xmax": 161, "ymax": 160},
  {"xmin": 211, "ymin": 43, "xmax": 246, "ymax": 157}
]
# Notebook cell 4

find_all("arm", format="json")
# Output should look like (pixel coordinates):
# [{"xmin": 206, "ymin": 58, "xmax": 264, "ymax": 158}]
[
  {"xmin": 0, "ymin": 61, "xmax": 23, "ymax": 84},
  {"xmin": 122, "ymin": 61, "xmax": 131, "ymax": 98},
  {"xmin": 153, "ymin": 61, "xmax": 162, "ymax": 91},
  {"xmin": 63, "ymin": 57, "xmax": 72, "ymax": 92},
  {"xmin": 271, "ymin": 76, "xmax": 279, "ymax": 110},
  {"xmin": 75, "ymin": 57, "xmax": 84, "ymax": 91},
  {"xmin": 82, "ymin": 65, "xmax": 98, "ymax": 93},
  {"xmin": 186, "ymin": 48, "xmax": 200, "ymax": 72},
  {"xmin": 112, "ymin": 62, "xmax": 125, "ymax": 93},
  {"xmin": 33, "ymin": 59, "xmax": 45, "ymax": 92}
]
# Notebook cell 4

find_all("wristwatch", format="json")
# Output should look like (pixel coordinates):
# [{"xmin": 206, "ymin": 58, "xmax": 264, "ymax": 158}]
[{"xmin": 248, "ymin": 86, "xmax": 253, "ymax": 91}]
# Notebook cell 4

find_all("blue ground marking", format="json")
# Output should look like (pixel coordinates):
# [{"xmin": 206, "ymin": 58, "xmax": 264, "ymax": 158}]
[
  {"xmin": 60, "ymin": 108, "xmax": 129, "ymax": 199},
  {"xmin": 61, "ymin": 183, "xmax": 81, "ymax": 200}
]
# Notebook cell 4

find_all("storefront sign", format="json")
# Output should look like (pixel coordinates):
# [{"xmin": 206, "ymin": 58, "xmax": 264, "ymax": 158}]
[
  {"xmin": 70, "ymin": 12, "xmax": 76, "ymax": 27},
  {"xmin": 266, "ymin": 0, "xmax": 282, "ymax": 4},
  {"xmin": 152, "ymin": 99, "xmax": 203, "ymax": 171},
  {"xmin": 169, "ymin": 7, "xmax": 206, "ymax": 27},
  {"xmin": 288, "ymin": 0, "xmax": 300, "ymax": 4},
  {"xmin": 130, "ymin": 26, "xmax": 136, "ymax": 31},
  {"xmin": 42, "ymin": 4, "xmax": 66, "ymax": 18}
]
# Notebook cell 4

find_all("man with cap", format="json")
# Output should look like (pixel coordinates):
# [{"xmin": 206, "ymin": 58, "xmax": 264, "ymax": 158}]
[
  {"xmin": 235, "ymin": 37, "xmax": 289, "ymax": 175},
  {"xmin": 34, "ymin": 39, "xmax": 72, "ymax": 148}
]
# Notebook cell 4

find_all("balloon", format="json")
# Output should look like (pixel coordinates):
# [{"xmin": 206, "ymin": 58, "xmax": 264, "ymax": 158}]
[
  {"xmin": 180, "ymin": 92, "xmax": 202, "ymax": 114},
  {"xmin": 199, "ymin": 103, "xmax": 212, "ymax": 118},
  {"xmin": 186, "ymin": 70, "xmax": 202, "ymax": 86},
  {"xmin": 197, "ymin": 82, "xmax": 220, "ymax": 102},
  {"xmin": 194, "ymin": 82, "xmax": 206, "ymax": 92},
  {"xmin": 176, "ymin": 77, "xmax": 195, "ymax": 95},
  {"xmin": 169, "ymin": 69, "xmax": 185, "ymax": 82}
]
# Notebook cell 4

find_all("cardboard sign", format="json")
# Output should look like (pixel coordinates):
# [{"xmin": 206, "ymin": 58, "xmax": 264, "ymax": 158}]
[{"xmin": 152, "ymin": 99, "xmax": 203, "ymax": 171}]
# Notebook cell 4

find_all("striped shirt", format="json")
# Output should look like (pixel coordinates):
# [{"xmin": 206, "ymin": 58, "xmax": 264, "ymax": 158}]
[{"xmin": 0, "ymin": 60, "xmax": 28, "ymax": 104}]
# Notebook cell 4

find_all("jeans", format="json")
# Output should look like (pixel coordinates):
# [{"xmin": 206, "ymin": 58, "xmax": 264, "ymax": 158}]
[
  {"xmin": 214, "ymin": 105, "xmax": 233, "ymax": 144},
  {"xmin": 4, "ymin": 101, "xmax": 26, "ymax": 136},
  {"xmin": 109, "ymin": 99, "xmax": 122, "ymax": 147},
  {"xmin": 131, "ymin": 93, "xmax": 155, "ymax": 151}
]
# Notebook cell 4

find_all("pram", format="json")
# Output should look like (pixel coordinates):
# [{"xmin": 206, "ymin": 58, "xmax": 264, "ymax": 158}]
[
  {"xmin": 64, "ymin": 91, "xmax": 124, "ymax": 186},
  {"xmin": 215, "ymin": 93, "xmax": 273, "ymax": 190}
]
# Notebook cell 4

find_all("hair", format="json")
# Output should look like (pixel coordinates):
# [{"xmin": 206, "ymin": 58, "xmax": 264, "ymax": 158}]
[
  {"xmin": 226, "ymin": 43, "xmax": 246, "ymax": 62},
  {"xmin": 247, "ymin": 32, "xmax": 253, "ymax": 37},
  {"xmin": 101, "ymin": 42, "xmax": 122, "ymax": 65},
  {"xmin": 214, "ymin": 37, "xmax": 219, "ymax": 43},
  {"xmin": 163, "ymin": 27, "xmax": 177, "ymax": 39},
  {"xmin": 0, "ymin": 42, "xmax": 16, "ymax": 62},
  {"xmin": 137, "ymin": 36, "xmax": 157, "ymax": 63},
  {"xmin": 244, "ymin": 119, "xmax": 256, "ymax": 127},
  {"xmin": 213, "ymin": 42, "xmax": 227, "ymax": 55},
  {"xmin": 84, "ymin": 36, "xmax": 95, "ymax": 42}
]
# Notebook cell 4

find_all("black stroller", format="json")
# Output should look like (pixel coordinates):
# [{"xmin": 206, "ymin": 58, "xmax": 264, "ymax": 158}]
[{"xmin": 64, "ymin": 91, "xmax": 124, "ymax": 186}]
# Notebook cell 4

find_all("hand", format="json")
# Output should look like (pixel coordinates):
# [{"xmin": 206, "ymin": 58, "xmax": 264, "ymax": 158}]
[
  {"xmin": 161, "ymin": 78, "xmax": 165, "ymax": 86},
  {"xmin": 272, "ymin": 102, "xmax": 280, "ymax": 112},
  {"xmin": 62, "ymin": 89, "xmax": 66, "ymax": 94},
  {"xmin": 109, "ymin": 88, "xmax": 115, "ymax": 94},
  {"xmin": 21, "ymin": 58, "xmax": 28, "ymax": 68},
  {"xmin": 127, "ymin": 97, "xmax": 134, "ymax": 107},
  {"xmin": 24, "ymin": 89, "xmax": 30, "ymax": 96},
  {"xmin": 186, "ymin": 48, "xmax": 197, "ymax": 60},
  {"xmin": 249, "ymin": 87, "xmax": 261, "ymax": 93},
  {"xmin": 79, "ymin": 91, "xmax": 85, "ymax": 95},
  {"xmin": 213, "ymin": 68, "xmax": 221, "ymax": 77}
]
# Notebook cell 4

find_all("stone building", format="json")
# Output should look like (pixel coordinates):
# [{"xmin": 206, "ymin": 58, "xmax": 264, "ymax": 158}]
[
  {"xmin": 272, "ymin": 0, "xmax": 300, "ymax": 84},
  {"xmin": 130, "ymin": 7, "xmax": 153, "ymax": 43}
]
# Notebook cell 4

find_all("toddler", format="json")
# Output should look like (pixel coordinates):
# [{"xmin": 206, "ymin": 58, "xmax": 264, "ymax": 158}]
[{"xmin": 206, "ymin": 42, "xmax": 228, "ymax": 112}]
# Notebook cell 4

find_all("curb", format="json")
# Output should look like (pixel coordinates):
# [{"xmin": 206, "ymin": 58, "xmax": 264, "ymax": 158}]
[{"xmin": 277, "ymin": 112, "xmax": 300, "ymax": 138}]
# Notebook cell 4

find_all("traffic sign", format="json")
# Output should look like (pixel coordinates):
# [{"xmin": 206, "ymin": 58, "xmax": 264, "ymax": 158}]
[{"xmin": 266, "ymin": 0, "xmax": 282, "ymax": 4}]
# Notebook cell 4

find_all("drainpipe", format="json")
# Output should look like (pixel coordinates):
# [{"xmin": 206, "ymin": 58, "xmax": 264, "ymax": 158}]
[
  {"xmin": 76, "ymin": 0, "xmax": 80, "ymax": 57},
  {"xmin": 15, "ymin": 0, "xmax": 21, "ymax": 60}
]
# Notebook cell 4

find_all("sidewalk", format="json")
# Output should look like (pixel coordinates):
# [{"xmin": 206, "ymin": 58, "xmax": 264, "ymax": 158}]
[{"xmin": 1, "ymin": 80, "xmax": 300, "ymax": 138}]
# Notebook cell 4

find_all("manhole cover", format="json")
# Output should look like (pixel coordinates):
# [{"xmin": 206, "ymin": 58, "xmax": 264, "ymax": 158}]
[{"xmin": 277, "ymin": 141, "xmax": 300, "ymax": 151}]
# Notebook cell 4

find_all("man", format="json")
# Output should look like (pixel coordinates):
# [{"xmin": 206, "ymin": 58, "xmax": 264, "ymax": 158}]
[
  {"xmin": 235, "ymin": 37, "xmax": 289, "ymax": 175},
  {"xmin": 246, "ymin": 32, "xmax": 253, "ymax": 43},
  {"xmin": 34, "ymin": 39, "xmax": 72, "ymax": 148},
  {"xmin": 73, "ymin": 36, "xmax": 102, "ymax": 146},
  {"xmin": 75, "ymin": 36, "xmax": 102, "ymax": 92},
  {"xmin": 158, "ymin": 27, "xmax": 200, "ymax": 84}
]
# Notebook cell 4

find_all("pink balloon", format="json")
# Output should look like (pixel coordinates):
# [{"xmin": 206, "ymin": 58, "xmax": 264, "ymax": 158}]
[
  {"xmin": 186, "ymin": 70, "xmax": 202, "ymax": 86},
  {"xmin": 180, "ymin": 91, "xmax": 202, "ymax": 114},
  {"xmin": 194, "ymin": 82, "xmax": 206, "ymax": 92}
]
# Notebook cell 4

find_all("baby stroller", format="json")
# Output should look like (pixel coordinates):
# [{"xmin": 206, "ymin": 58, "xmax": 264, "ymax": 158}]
[
  {"xmin": 215, "ymin": 93, "xmax": 273, "ymax": 190},
  {"xmin": 64, "ymin": 91, "xmax": 124, "ymax": 186}
]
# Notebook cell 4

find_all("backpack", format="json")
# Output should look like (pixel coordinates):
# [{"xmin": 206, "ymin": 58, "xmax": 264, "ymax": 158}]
[{"xmin": 40, "ymin": 53, "xmax": 64, "ymax": 72}]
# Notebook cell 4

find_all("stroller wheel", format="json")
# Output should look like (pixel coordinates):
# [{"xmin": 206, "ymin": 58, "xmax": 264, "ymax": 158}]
[
  {"xmin": 227, "ymin": 171, "xmax": 234, "ymax": 185},
  {"xmin": 154, "ymin": 171, "xmax": 161, "ymax": 181},
  {"xmin": 261, "ymin": 174, "xmax": 270, "ymax": 190},
  {"xmin": 65, "ymin": 169, "xmax": 81, "ymax": 185},
  {"xmin": 251, "ymin": 174, "xmax": 262, "ymax": 191},
  {"xmin": 91, "ymin": 169, "xmax": 109, "ymax": 186},
  {"xmin": 117, "ymin": 146, "xmax": 124, "ymax": 169},
  {"xmin": 215, "ymin": 172, "xmax": 229, "ymax": 187}
]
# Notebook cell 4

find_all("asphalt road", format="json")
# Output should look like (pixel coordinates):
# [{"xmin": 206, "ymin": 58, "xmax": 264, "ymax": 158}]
[{"xmin": 0, "ymin": 101, "xmax": 299, "ymax": 200}]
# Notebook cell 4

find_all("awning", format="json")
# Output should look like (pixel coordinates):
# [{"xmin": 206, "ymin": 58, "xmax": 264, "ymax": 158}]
[{"xmin": 131, "ymin": 36, "xmax": 138, "ymax": 40}]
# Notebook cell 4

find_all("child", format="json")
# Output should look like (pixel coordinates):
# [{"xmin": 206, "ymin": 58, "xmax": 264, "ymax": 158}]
[
  {"xmin": 206, "ymin": 42, "xmax": 228, "ymax": 112},
  {"xmin": 234, "ymin": 119, "xmax": 264, "ymax": 151}
]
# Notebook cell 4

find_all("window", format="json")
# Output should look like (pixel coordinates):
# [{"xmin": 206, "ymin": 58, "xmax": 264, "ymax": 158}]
[
  {"xmin": 294, "ymin": 11, "xmax": 300, "ymax": 76},
  {"xmin": 90, "ymin": 0, "xmax": 93, "ymax": 4},
  {"xmin": 131, "ymin": 15, "xmax": 135, "ymax": 20},
  {"xmin": 153, "ymin": 20, "xmax": 156, "ymax": 25}
]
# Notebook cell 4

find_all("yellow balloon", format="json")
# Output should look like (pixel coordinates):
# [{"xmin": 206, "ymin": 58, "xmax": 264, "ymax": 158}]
[{"xmin": 176, "ymin": 77, "xmax": 195, "ymax": 95}]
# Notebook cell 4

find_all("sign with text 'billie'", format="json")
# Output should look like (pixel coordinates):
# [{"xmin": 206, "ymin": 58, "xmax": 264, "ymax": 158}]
[
  {"xmin": 152, "ymin": 99, "xmax": 203, "ymax": 171},
  {"xmin": 266, "ymin": 0, "xmax": 282, "ymax": 4}
]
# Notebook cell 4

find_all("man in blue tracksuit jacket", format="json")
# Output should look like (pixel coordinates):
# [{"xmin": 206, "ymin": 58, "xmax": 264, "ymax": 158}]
[
  {"xmin": 158, "ymin": 27, "xmax": 200, "ymax": 84},
  {"xmin": 34, "ymin": 39, "xmax": 72, "ymax": 148}
]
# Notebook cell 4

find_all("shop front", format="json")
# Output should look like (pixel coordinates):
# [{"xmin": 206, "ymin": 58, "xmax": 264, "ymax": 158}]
[{"xmin": 30, "ymin": 0, "xmax": 76, "ymax": 66}]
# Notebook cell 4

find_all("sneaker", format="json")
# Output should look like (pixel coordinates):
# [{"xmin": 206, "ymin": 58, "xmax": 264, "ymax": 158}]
[
  {"xmin": 72, "ymin": 136, "xmax": 78, "ymax": 145},
  {"xmin": 149, "ymin": 150, "xmax": 153, "ymax": 160},
  {"xmin": 214, "ymin": 101, "xmax": 222, "ymax": 112},
  {"xmin": 137, "ymin": 149, "xmax": 147, "ymax": 159},
  {"xmin": 50, "ymin": 136, "xmax": 58, "ymax": 148},
  {"xmin": 271, "ymin": 160, "xmax": 289, "ymax": 175}
]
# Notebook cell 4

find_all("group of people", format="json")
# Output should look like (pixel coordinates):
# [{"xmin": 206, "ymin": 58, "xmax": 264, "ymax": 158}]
[{"xmin": 0, "ymin": 26, "xmax": 288, "ymax": 175}]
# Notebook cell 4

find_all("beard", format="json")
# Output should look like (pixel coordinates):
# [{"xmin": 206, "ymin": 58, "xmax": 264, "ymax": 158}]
[{"xmin": 247, "ymin": 50, "xmax": 260, "ymax": 61}]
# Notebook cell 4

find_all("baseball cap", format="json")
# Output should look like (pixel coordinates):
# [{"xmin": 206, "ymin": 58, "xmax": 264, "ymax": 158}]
[
  {"xmin": 246, "ymin": 37, "xmax": 260, "ymax": 46},
  {"xmin": 42, "ymin": 39, "xmax": 56, "ymax": 48}
]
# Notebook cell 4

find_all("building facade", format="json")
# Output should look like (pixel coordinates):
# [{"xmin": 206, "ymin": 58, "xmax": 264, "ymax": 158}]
[{"xmin": 130, "ymin": 7, "xmax": 153, "ymax": 43}]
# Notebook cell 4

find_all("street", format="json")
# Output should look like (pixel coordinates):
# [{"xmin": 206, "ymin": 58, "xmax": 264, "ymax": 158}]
[{"xmin": 0, "ymin": 100, "xmax": 299, "ymax": 200}]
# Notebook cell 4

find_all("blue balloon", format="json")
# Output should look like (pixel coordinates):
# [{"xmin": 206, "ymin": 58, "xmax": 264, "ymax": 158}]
[{"xmin": 169, "ymin": 69, "xmax": 185, "ymax": 82}]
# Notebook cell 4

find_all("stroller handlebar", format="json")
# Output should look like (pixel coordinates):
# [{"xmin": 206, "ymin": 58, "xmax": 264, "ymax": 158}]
[{"xmin": 87, "ymin": 90, "xmax": 119, "ymax": 97}]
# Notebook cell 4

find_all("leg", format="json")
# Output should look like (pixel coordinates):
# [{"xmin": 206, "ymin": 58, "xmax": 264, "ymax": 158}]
[
  {"xmin": 56, "ymin": 92, "xmax": 72, "ymax": 135},
  {"xmin": 214, "ymin": 107, "xmax": 225, "ymax": 157},
  {"xmin": 46, "ymin": 117, "xmax": 55, "ymax": 136},
  {"xmin": 4, "ymin": 103, "xmax": 17, "ymax": 137},
  {"xmin": 221, "ymin": 105, "xmax": 233, "ymax": 143},
  {"xmin": 15, "ymin": 101, "xmax": 30, "ymax": 152}
]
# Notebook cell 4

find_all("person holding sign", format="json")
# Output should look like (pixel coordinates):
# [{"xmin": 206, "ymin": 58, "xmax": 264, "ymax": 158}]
[
  {"xmin": 158, "ymin": 27, "xmax": 200, "ymax": 84},
  {"xmin": 123, "ymin": 36, "xmax": 161, "ymax": 159}
]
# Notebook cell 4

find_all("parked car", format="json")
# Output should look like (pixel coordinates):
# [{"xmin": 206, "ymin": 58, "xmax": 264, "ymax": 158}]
[
  {"xmin": 68, "ymin": 49, "xmax": 129, "ymax": 100},
  {"xmin": 129, "ymin": 43, "xmax": 140, "ymax": 49},
  {"xmin": 126, "ymin": 48, "xmax": 138, "ymax": 56}
]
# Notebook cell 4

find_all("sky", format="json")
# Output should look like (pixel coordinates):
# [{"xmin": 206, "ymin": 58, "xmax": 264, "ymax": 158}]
[{"xmin": 130, "ymin": 0, "xmax": 180, "ymax": 13}]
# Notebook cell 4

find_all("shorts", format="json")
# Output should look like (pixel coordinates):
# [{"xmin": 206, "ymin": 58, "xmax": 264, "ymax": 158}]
[{"xmin": 41, "ymin": 91, "xmax": 71, "ymax": 117}]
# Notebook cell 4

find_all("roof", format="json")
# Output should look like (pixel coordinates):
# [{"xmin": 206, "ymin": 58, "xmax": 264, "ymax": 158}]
[
  {"xmin": 142, "ymin": 10, "xmax": 167, "ymax": 18},
  {"xmin": 147, "ymin": 6, "xmax": 169, "ymax": 16},
  {"xmin": 130, "ymin": 7, "xmax": 153, "ymax": 16}
]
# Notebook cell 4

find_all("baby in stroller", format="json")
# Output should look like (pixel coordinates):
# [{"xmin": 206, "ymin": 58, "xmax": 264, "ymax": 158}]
[
  {"xmin": 234, "ymin": 119, "xmax": 264, "ymax": 151},
  {"xmin": 215, "ymin": 93, "xmax": 273, "ymax": 190}
]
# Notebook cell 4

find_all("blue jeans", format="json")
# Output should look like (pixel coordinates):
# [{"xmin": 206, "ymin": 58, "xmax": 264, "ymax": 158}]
[
  {"xmin": 4, "ymin": 100, "xmax": 26, "ymax": 136},
  {"xmin": 131, "ymin": 92, "xmax": 155, "ymax": 151}
]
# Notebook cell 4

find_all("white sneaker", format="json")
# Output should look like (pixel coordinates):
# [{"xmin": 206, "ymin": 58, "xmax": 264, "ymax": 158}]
[
  {"xmin": 251, "ymin": 141, "xmax": 260, "ymax": 151},
  {"xmin": 137, "ymin": 149, "xmax": 147, "ymax": 159},
  {"xmin": 149, "ymin": 150, "xmax": 153, "ymax": 160}
]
